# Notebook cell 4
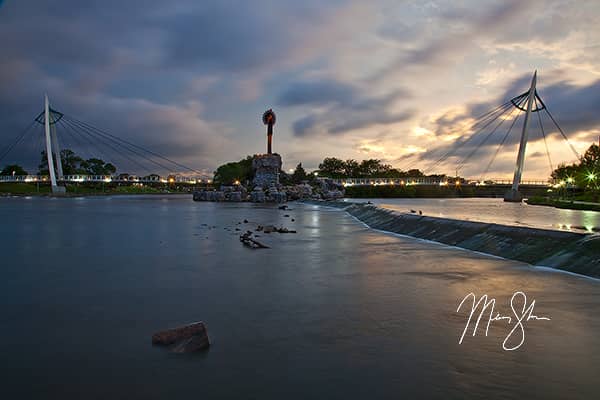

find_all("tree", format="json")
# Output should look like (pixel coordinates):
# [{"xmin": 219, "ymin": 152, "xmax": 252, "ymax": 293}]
[
  {"xmin": 291, "ymin": 163, "xmax": 308, "ymax": 183},
  {"xmin": 404, "ymin": 169, "xmax": 425, "ymax": 177},
  {"xmin": 83, "ymin": 158, "xmax": 116, "ymax": 175},
  {"xmin": 213, "ymin": 156, "xmax": 254, "ymax": 185},
  {"xmin": 0, "ymin": 164, "xmax": 28, "ymax": 176},
  {"xmin": 551, "ymin": 143, "xmax": 600, "ymax": 191},
  {"xmin": 580, "ymin": 144, "xmax": 600, "ymax": 170},
  {"xmin": 38, "ymin": 149, "xmax": 117, "ymax": 176},
  {"xmin": 343, "ymin": 159, "xmax": 360, "ymax": 177},
  {"xmin": 357, "ymin": 159, "xmax": 392, "ymax": 177},
  {"xmin": 317, "ymin": 157, "xmax": 346, "ymax": 178},
  {"xmin": 60, "ymin": 149, "xmax": 86, "ymax": 174}
]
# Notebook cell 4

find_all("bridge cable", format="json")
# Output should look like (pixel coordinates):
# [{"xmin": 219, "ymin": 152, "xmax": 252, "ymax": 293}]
[
  {"xmin": 64, "ymin": 115, "xmax": 204, "ymax": 174},
  {"xmin": 480, "ymin": 111, "xmax": 521, "ymax": 180},
  {"xmin": 421, "ymin": 101, "xmax": 516, "ymax": 174},
  {"xmin": 454, "ymin": 95, "xmax": 528, "ymax": 173},
  {"xmin": 534, "ymin": 96, "xmax": 553, "ymax": 173},
  {"xmin": 56, "ymin": 119, "xmax": 96, "ymax": 161},
  {"xmin": 425, "ymin": 101, "xmax": 514, "ymax": 170},
  {"xmin": 0, "ymin": 120, "xmax": 37, "ymax": 163},
  {"xmin": 58, "ymin": 118, "xmax": 121, "ymax": 171},
  {"xmin": 542, "ymin": 106, "xmax": 580, "ymax": 160},
  {"xmin": 65, "ymin": 115, "xmax": 190, "ymax": 174},
  {"xmin": 60, "ymin": 118, "xmax": 155, "ymax": 174},
  {"xmin": 456, "ymin": 102, "xmax": 521, "ymax": 173},
  {"xmin": 63, "ymin": 117, "xmax": 172, "ymax": 174}
]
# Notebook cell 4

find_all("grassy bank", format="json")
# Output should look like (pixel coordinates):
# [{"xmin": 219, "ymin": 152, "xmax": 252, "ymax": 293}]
[{"xmin": 526, "ymin": 196, "xmax": 600, "ymax": 212}]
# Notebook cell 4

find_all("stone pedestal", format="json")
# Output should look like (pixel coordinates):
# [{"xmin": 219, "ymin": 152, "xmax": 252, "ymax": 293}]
[
  {"xmin": 503, "ymin": 189, "xmax": 524, "ymax": 202},
  {"xmin": 252, "ymin": 154, "xmax": 282, "ymax": 189}
]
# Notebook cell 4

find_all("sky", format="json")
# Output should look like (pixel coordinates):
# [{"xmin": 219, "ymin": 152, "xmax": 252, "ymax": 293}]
[{"xmin": 1, "ymin": 0, "xmax": 599, "ymax": 179}]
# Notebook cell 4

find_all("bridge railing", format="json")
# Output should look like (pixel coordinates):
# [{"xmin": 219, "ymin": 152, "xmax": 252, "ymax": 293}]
[
  {"xmin": 320, "ymin": 177, "xmax": 555, "ymax": 187},
  {"xmin": 0, "ymin": 175, "xmax": 212, "ymax": 184}
]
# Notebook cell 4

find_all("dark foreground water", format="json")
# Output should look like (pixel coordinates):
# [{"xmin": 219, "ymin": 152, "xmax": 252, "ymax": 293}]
[{"xmin": 1, "ymin": 195, "xmax": 599, "ymax": 399}]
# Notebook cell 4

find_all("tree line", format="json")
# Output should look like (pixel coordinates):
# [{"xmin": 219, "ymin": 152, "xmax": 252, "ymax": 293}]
[
  {"xmin": 551, "ymin": 143, "xmax": 599, "ymax": 190},
  {"xmin": 0, "ymin": 149, "xmax": 116, "ymax": 176},
  {"xmin": 316, "ymin": 157, "xmax": 429, "ymax": 179}
]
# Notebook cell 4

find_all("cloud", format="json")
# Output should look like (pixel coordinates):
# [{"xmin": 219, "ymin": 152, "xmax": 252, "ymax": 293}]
[
  {"xmin": 278, "ymin": 78, "xmax": 413, "ymax": 136},
  {"xmin": 415, "ymin": 73, "xmax": 600, "ymax": 175},
  {"xmin": 1, "ymin": 0, "xmax": 599, "ymax": 177}
]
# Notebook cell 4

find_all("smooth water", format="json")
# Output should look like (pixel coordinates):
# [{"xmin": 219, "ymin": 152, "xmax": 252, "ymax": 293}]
[
  {"xmin": 348, "ymin": 197, "xmax": 600, "ymax": 233},
  {"xmin": 1, "ymin": 195, "xmax": 599, "ymax": 399}
]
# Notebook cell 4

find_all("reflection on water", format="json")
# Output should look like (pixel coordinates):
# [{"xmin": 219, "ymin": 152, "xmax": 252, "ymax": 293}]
[
  {"xmin": 348, "ymin": 197, "xmax": 600, "ymax": 233},
  {"xmin": 0, "ymin": 196, "xmax": 599, "ymax": 399}
]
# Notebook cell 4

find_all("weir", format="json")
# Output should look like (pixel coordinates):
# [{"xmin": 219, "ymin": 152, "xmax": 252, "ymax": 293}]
[{"xmin": 310, "ymin": 201, "xmax": 600, "ymax": 278}]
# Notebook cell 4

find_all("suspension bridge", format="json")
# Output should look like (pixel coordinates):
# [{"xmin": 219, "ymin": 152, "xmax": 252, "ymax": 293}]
[
  {"xmin": 0, "ymin": 71, "xmax": 583, "ymax": 198},
  {"xmin": 0, "ymin": 95, "xmax": 211, "ymax": 193},
  {"xmin": 330, "ymin": 71, "xmax": 582, "ymax": 200}
]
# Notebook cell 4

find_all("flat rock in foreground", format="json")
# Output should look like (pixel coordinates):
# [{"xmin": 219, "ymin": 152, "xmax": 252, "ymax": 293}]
[{"xmin": 152, "ymin": 321, "xmax": 210, "ymax": 353}]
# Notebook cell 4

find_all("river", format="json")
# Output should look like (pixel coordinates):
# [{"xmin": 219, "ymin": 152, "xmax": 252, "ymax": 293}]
[{"xmin": 1, "ymin": 195, "xmax": 599, "ymax": 399}]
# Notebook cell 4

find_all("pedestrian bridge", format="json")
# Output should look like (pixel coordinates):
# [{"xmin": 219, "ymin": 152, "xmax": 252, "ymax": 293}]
[
  {"xmin": 328, "ymin": 177, "xmax": 554, "ymax": 187},
  {"xmin": 0, "ymin": 175, "xmax": 210, "ymax": 184}
]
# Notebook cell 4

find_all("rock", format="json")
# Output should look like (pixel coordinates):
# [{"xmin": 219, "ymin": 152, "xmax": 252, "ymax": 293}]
[
  {"xmin": 252, "ymin": 154, "xmax": 282, "ymax": 188},
  {"xmin": 243, "ymin": 219, "xmax": 248, "ymax": 223},
  {"xmin": 270, "ymin": 191, "xmax": 287, "ymax": 203},
  {"xmin": 250, "ymin": 189, "xmax": 266, "ymax": 203},
  {"xmin": 152, "ymin": 322, "xmax": 210, "ymax": 353},
  {"xmin": 227, "ymin": 191, "xmax": 242, "ymax": 202},
  {"xmin": 263, "ymin": 225, "xmax": 276, "ymax": 233},
  {"xmin": 262, "ymin": 225, "xmax": 296, "ymax": 234},
  {"xmin": 240, "ymin": 231, "xmax": 270, "ymax": 248},
  {"xmin": 171, "ymin": 333, "xmax": 211, "ymax": 354}
]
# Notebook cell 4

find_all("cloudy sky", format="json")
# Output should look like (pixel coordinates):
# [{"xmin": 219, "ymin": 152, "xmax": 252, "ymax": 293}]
[{"xmin": 1, "ymin": 0, "xmax": 599, "ymax": 179}]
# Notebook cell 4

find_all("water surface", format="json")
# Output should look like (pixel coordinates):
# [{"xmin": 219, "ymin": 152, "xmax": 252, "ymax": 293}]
[{"xmin": 1, "ymin": 195, "xmax": 599, "ymax": 399}]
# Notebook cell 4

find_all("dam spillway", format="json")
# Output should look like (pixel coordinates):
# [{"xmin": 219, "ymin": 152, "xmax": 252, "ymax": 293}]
[{"xmin": 310, "ymin": 201, "xmax": 600, "ymax": 278}]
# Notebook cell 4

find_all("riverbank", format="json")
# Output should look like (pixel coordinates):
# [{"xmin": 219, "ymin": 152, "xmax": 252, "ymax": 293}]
[
  {"xmin": 307, "ymin": 200, "xmax": 600, "ymax": 278},
  {"xmin": 526, "ymin": 196, "xmax": 600, "ymax": 212}
]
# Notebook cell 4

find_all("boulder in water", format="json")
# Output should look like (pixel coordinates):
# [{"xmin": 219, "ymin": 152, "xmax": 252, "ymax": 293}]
[{"xmin": 152, "ymin": 321, "xmax": 210, "ymax": 353}]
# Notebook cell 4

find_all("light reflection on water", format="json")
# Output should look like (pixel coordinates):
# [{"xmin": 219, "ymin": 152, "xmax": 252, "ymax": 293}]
[
  {"xmin": 348, "ymin": 197, "xmax": 600, "ymax": 233},
  {"xmin": 0, "ymin": 195, "xmax": 598, "ymax": 399}
]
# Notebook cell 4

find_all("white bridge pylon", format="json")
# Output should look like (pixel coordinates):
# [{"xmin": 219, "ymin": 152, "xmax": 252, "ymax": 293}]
[
  {"xmin": 504, "ymin": 71, "xmax": 536, "ymax": 202},
  {"xmin": 43, "ymin": 94, "xmax": 66, "ymax": 194}
]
